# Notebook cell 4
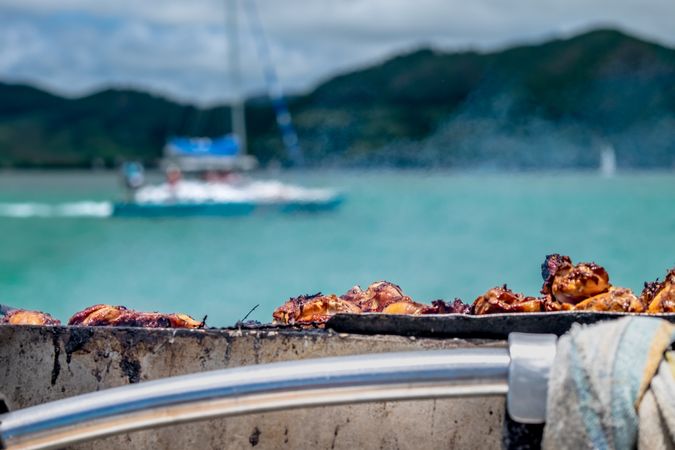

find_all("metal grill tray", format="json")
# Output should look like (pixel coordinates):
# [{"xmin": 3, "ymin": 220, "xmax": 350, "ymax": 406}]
[{"xmin": 327, "ymin": 312, "xmax": 675, "ymax": 338}]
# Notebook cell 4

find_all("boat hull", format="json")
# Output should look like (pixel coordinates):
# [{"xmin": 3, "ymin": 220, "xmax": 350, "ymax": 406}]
[{"xmin": 112, "ymin": 197, "xmax": 343, "ymax": 218}]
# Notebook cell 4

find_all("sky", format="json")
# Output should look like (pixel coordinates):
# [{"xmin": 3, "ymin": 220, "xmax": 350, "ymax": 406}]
[{"xmin": 1, "ymin": 0, "xmax": 674, "ymax": 104}]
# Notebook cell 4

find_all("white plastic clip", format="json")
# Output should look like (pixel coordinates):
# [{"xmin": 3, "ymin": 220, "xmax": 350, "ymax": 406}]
[{"xmin": 507, "ymin": 332, "xmax": 557, "ymax": 424}]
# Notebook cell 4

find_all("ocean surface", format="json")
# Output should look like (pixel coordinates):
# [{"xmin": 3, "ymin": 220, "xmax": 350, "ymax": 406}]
[{"xmin": 1, "ymin": 170, "xmax": 675, "ymax": 326}]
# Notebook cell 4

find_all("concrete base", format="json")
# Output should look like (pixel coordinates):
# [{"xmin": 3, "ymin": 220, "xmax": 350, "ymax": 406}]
[{"xmin": 0, "ymin": 326, "xmax": 507, "ymax": 449}]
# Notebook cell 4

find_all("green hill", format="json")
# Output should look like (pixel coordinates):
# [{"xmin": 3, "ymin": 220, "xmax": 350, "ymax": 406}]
[{"xmin": 1, "ymin": 28, "xmax": 673, "ymax": 169}]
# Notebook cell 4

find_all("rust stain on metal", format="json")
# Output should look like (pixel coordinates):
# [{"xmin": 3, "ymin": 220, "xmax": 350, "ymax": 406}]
[
  {"xmin": 65, "ymin": 328, "xmax": 94, "ymax": 364},
  {"xmin": 119, "ymin": 357, "xmax": 141, "ymax": 384},
  {"xmin": 330, "ymin": 424, "xmax": 340, "ymax": 449},
  {"xmin": 248, "ymin": 426, "xmax": 261, "ymax": 446}
]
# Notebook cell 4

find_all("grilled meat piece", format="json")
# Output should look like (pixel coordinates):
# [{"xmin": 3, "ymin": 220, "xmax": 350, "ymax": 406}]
[
  {"xmin": 68, "ymin": 304, "xmax": 126, "ymax": 325},
  {"xmin": 541, "ymin": 254, "xmax": 572, "ymax": 296},
  {"xmin": 68, "ymin": 304, "xmax": 204, "ymax": 328},
  {"xmin": 641, "ymin": 279, "xmax": 663, "ymax": 307},
  {"xmin": 272, "ymin": 294, "xmax": 362, "ymax": 324},
  {"xmin": 381, "ymin": 300, "xmax": 428, "ymax": 315},
  {"xmin": 274, "ymin": 281, "xmax": 470, "ymax": 323},
  {"xmin": 420, "ymin": 299, "xmax": 471, "ymax": 314},
  {"xmin": 347, "ymin": 285, "xmax": 473, "ymax": 316},
  {"xmin": 114, "ymin": 312, "xmax": 203, "ymax": 328},
  {"xmin": 340, "ymin": 286, "xmax": 365, "ymax": 303},
  {"xmin": 472, "ymin": 286, "xmax": 544, "ymax": 315},
  {"xmin": 380, "ymin": 298, "xmax": 472, "ymax": 315},
  {"xmin": 543, "ymin": 296, "xmax": 574, "ymax": 312},
  {"xmin": 339, "ymin": 281, "xmax": 468, "ymax": 315},
  {"xmin": 0, "ymin": 307, "xmax": 60, "ymax": 325},
  {"xmin": 342, "ymin": 281, "xmax": 412, "ymax": 313},
  {"xmin": 640, "ymin": 268, "xmax": 675, "ymax": 313},
  {"xmin": 540, "ymin": 254, "xmax": 610, "ymax": 305},
  {"xmin": 573, "ymin": 287, "xmax": 644, "ymax": 312}
]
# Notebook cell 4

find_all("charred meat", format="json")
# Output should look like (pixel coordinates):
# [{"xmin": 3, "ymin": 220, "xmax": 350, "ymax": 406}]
[
  {"xmin": 573, "ymin": 287, "xmax": 644, "ymax": 313},
  {"xmin": 380, "ymin": 298, "xmax": 473, "ymax": 315},
  {"xmin": 0, "ymin": 307, "xmax": 60, "ymax": 326},
  {"xmin": 381, "ymin": 300, "xmax": 428, "ymax": 315},
  {"xmin": 472, "ymin": 286, "xmax": 544, "ymax": 315},
  {"xmin": 542, "ymin": 296, "xmax": 574, "ymax": 312},
  {"xmin": 342, "ymin": 281, "xmax": 412, "ymax": 313},
  {"xmin": 272, "ymin": 294, "xmax": 362, "ymax": 324},
  {"xmin": 540, "ymin": 254, "xmax": 610, "ymax": 305},
  {"xmin": 541, "ymin": 254, "xmax": 646, "ymax": 312},
  {"xmin": 540, "ymin": 254, "xmax": 570, "ymax": 296},
  {"xmin": 272, "ymin": 281, "xmax": 471, "ymax": 324},
  {"xmin": 641, "ymin": 268, "xmax": 675, "ymax": 313},
  {"xmin": 68, "ymin": 304, "xmax": 126, "ymax": 326},
  {"xmin": 422, "ymin": 299, "xmax": 471, "ymax": 315},
  {"xmin": 68, "ymin": 304, "xmax": 204, "ymax": 328}
]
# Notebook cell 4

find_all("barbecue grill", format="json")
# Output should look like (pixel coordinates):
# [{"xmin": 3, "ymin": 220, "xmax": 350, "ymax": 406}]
[
  {"xmin": 0, "ymin": 326, "xmax": 556, "ymax": 450},
  {"xmin": 1, "ymin": 313, "xmax": 672, "ymax": 449}
]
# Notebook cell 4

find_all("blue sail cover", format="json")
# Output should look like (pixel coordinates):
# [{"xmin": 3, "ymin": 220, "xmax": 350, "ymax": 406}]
[{"xmin": 166, "ymin": 134, "xmax": 240, "ymax": 157}]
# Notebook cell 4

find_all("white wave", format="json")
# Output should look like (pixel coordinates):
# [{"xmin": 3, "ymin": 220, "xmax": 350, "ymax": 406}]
[{"xmin": 0, "ymin": 201, "xmax": 112, "ymax": 218}]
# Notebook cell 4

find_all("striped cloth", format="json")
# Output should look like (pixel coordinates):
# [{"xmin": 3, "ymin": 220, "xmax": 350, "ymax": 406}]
[{"xmin": 542, "ymin": 317, "xmax": 675, "ymax": 449}]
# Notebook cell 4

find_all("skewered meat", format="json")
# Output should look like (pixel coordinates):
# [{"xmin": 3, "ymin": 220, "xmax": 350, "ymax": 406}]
[
  {"xmin": 641, "ymin": 268, "xmax": 675, "ymax": 313},
  {"xmin": 68, "ymin": 304, "xmax": 204, "ymax": 328},
  {"xmin": 573, "ymin": 287, "xmax": 644, "ymax": 312},
  {"xmin": 541, "ymin": 254, "xmax": 610, "ymax": 305},
  {"xmin": 272, "ymin": 294, "xmax": 362, "ymax": 324},
  {"xmin": 0, "ymin": 307, "xmax": 60, "ymax": 325},
  {"xmin": 472, "ymin": 286, "xmax": 544, "ymax": 315}
]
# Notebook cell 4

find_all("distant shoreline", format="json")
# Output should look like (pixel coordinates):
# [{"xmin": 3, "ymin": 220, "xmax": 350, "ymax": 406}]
[
  {"xmin": 3, "ymin": 167, "xmax": 675, "ymax": 176},
  {"xmin": 1, "ymin": 28, "xmax": 673, "ymax": 170}
]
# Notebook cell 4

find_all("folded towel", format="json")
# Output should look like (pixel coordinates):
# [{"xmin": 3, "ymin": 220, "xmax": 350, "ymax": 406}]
[
  {"xmin": 542, "ymin": 317, "xmax": 675, "ymax": 450},
  {"xmin": 639, "ymin": 353, "xmax": 675, "ymax": 450}
]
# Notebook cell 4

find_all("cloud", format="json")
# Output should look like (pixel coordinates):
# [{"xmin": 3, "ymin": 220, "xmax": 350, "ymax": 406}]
[{"xmin": 0, "ymin": 0, "xmax": 673, "ymax": 103}]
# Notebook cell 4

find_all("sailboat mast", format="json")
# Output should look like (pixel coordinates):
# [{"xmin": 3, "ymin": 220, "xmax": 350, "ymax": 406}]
[
  {"xmin": 226, "ymin": 0, "xmax": 247, "ymax": 155},
  {"xmin": 242, "ymin": 0, "xmax": 304, "ymax": 165}
]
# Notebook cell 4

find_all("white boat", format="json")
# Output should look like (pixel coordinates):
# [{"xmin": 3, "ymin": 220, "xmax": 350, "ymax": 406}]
[
  {"xmin": 113, "ymin": 0, "xmax": 342, "ymax": 218},
  {"xmin": 113, "ymin": 177, "xmax": 342, "ymax": 217}
]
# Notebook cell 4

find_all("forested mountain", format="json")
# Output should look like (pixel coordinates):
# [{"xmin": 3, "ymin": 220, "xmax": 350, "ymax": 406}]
[{"xmin": 1, "ymin": 29, "xmax": 673, "ymax": 169}]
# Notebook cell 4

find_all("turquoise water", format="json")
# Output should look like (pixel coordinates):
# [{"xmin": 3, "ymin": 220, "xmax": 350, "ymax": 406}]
[{"xmin": 1, "ymin": 171, "xmax": 675, "ymax": 326}]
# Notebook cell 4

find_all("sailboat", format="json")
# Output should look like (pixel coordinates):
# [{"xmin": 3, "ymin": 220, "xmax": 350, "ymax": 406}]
[
  {"xmin": 599, "ymin": 144, "xmax": 617, "ymax": 178},
  {"xmin": 112, "ymin": 0, "xmax": 342, "ymax": 218}
]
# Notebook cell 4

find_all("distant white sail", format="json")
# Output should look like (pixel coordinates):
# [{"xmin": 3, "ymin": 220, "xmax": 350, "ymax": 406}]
[{"xmin": 600, "ymin": 145, "xmax": 617, "ymax": 177}]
